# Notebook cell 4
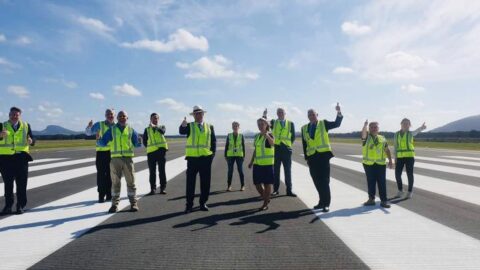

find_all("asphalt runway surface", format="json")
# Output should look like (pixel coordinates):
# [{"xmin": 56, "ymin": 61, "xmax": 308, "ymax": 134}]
[{"xmin": 0, "ymin": 140, "xmax": 479, "ymax": 269}]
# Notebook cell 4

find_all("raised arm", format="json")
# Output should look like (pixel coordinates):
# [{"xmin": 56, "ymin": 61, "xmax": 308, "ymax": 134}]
[
  {"xmin": 361, "ymin": 120, "xmax": 368, "ymax": 140},
  {"xmin": 412, "ymin": 122, "xmax": 427, "ymax": 136}
]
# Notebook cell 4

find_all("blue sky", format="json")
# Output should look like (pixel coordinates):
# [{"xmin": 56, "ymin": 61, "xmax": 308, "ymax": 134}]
[{"xmin": 1, "ymin": 0, "xmax": 479, "ymax": 135}]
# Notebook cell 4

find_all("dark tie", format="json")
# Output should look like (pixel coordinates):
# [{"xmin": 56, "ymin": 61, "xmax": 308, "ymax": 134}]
[
  {"xmin": 309, "ymin": 124, "xmax": 315, "ymax": 139},
  {"xmin": 198, "ymin": 123, "xmax": 203, "ymax": 132}
]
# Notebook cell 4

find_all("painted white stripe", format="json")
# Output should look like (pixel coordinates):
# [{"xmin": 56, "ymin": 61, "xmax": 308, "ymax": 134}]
[
  {"xmin": 31, "ymin": 158, "xmax": 68, "ymax": 165},
  {"xmin": 442, "ymin": 156, "xmax": 480, "ymax": 162},
  {"xmin": 330, "ymin": 157, "xmax": 480, "ymax": 206},
  {"xmin": 289, "ymin": 161, "xmax": 480, "ymax": 269},
  {"xmin": 0, "ymin": 156, "xmax": 148, "ymax": 193},
  {"xmin": 0, "ymin": 156, "xmax": 187, "ymax": 270},
  {"xmin": 29, "ymin": 157, "xmax": 96, "ymax": 172},
  {"xmin": 348, "ymin": 155, "xmax": 480, "ymax": 178},
  {"xmin": 412, "ymin": 156, "xmax": 480, "ymax": 167}
]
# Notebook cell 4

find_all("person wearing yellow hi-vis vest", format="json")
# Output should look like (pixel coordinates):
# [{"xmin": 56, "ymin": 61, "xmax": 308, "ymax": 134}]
[
  {"xmin": 301, "ymin": 104, "xmax": 343, "ymax": 213},
  {"xmin": 248, "ymin": 115, "xmax": 275, "ymax": 211},
  {"xmin": 394, "ymin": 118, "xmax": 426, "ymax": 199},
  {"xmin": 0, "ymin": 107, "xmax": 35, "ymax": 215},
  {"xmin": 85, "ymin": 108, "xmax": 115, "ymax": 203},
  {"xmin": 98, "ymin": 111, "xmax": 142, "ymax": 213},
  {"xmin": 270, "ymin": 108, "xmax": 296, "ymax": 197},
  {"xmin": 224, "ymin": 121, "xmax": 245, "ymax": 191},
  {"xmin": 179, "ymin": 105, "xmax": 216, "ymax": 214},
  {"xmin": 361, "ymin": 120, "xmax": 394, "ymax": 208},
  {"xmin": 142, "ymin": 113, "xmax": 168, "ymax": 195}
]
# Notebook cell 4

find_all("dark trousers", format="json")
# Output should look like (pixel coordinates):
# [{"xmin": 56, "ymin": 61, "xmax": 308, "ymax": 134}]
[
  {"xmin": 2, "ymin": 153, "xmax": 29, "ymax": 208},
  {"xmin": 395, "ymin": 157, "xmax": 415, "ymax": 192},
  {"xmin": 307, "ymin": 155, "xmax": 331, "ymax": 207},
  {"xmin": 227, "ymin": 157, "xmax": 245, "ymax": 186},
  {"xmin": 148, "ymin": 149, "xmax": 167, "ymax": 191},
  {"xmin": 96, "ymin": 151, "xmax": 112, "ymax": 199},
  {"xmin": 363, "ymin": 164, "xmax": 387, "ymax": 202},
  {"xmin": 186, "ymin": 156, "xmax": 213, "ymax": 208},
  {"xmin": 273, "ymin": 147, "xmax": 292, "ymax": 193}
]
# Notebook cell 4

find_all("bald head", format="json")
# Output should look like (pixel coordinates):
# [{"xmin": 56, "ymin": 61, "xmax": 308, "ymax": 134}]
[{"xmin": 117, "ymin": 110, "xmax": 128, "ymax": 125}]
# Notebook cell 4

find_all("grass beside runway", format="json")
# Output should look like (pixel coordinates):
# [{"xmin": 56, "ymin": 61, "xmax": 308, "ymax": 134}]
[{"xmin": 329, "ymin": 138, "xmax": 480, "ymax": 151}]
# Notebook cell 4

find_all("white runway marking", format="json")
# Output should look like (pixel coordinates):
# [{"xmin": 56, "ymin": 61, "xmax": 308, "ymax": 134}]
[
  {"xmin": 442, "ymin": 156, "xmax": 480, "ymax": 162},
  {"xmin": 347, "ymin": 155, "xmax": 480, "ymax": 178},
  {"xmin": 409, "ymin": 156, "xmax": 480, "ymax": 167},
  {"xmin": 31, "ymin": 158, "xmax": 68, "ymax": 165},
  {"xmin": 0, "ymin": 156, "xmax": 187, "ymax": 270},
  {"xmin": 0, "ymin": 156, "xmax": 148, "ymax": 193},
  {"xmin": 29, "ymin": 157, "xmax": 96, "ymax": 172},
  {"xmin": 290, "ymin": 161, "xmax": 480, "ymax": 269},
  {"xmin": 330, "ymin": 157, "xmax": 480, "ymax": 206}
]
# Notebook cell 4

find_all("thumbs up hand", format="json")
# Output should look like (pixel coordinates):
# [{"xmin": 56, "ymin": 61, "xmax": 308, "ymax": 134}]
[
  {"xmin": 421, "ymin": 122, "xmax": 427, "ymax": 130},
  {"xmin": 181, "ymin": 116, "xmax": 188, "ymax": 127},
  {"xmin": 87, "ymin": 120, "xmax": 93, "ymax": 128},
  {"xmin": 335, "ymin": 102, "xmax": 341, "ymax": 112},
  {"xmin": 364, "ymin": 119, "xmax": 369, "ymax": 127}
]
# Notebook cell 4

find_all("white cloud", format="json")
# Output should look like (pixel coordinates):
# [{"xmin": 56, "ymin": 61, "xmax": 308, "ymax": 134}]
[
  {"xmin": 156, "ymin": 98, "xmax": 190, "ymax": 113},
  {"xmin": 0, "ymin": 34, "xmax": 5, "ymax": 42},
  {"xmin": 15, "ymin": 36, "xmax": 31, "ymax": 45},
  {"xmin": 113, "ymin": 83, "xmax": 142, "ymax": 96},
  {"xmin": 121, "ymin": 28, "xmax": 208, "ymax": 53},
  {"xmin": 44, "ymin": 78, "xmax": 78, "ymax": 89},
  {"xmin": 217, "ymin": 103, "xmax": 244, "ymax": 111},
  {"xmin": 176, "ymin": 55, "xmax": 259, "ymax": 81},
  {"xmin": 332, "ymin": 66, "xmax": 355, "ymax": 74},
  {"xmin": 89, "ymin": 92, "xmax": 105, "ymax": 100},
  {"xmin": 7, "ymin": 85, "xmax": 29, "ymax": 98},
  {"xmin": 77, "ymin": 16, "xmax": 114, "ymax": 38},
  {"xmin": 341, "ymin": 21, "xmax": 372, "ymax": 36},
  {"xmin": 0, "ymin": 57, "xmax": 20, "ymax": 69},
  {"xmin": 401, "ymin": 84, "xmax": 426, "ymax": 93},
  {"xmin": 38, "ymin": 104, "xmax": 63, "ymax": 118}
]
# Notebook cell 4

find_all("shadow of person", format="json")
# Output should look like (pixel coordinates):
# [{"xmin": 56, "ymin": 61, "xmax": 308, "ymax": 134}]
[
  {"xmin": 207, "ymin": 196, "xmax": 262, "ymax": 208},
  {"xmin": 27, "ymin": 200, "xmax": 98, "ymax": 213},
  {"xmin": 173, "ymin": 209, "xmax": 259, "ymax": 231},
  {"xmin": 309, "ymin": 204, "xmax": 391, "ymax": 223},
  {"xmin": 168, "ymin": 190, "xmax": 229, "ymax": 201},
  {"xmin": 230, "ymin": 209, "xmax": 313, "ymax": 234},
  {"xmin": 389, "ymin": 197, "xmax": 409, "ymax": 204}
]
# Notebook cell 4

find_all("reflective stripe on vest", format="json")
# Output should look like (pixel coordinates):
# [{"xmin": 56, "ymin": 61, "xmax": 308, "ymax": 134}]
[
  {"xmin": 96, "ymin": 121, "xmax": 112, "ymax": 152},
  {"xmin": 301, "ymin": 120, "xmax": 331, "ymax": 156},
  {"xmin": 395, "ymin": 131, "xmax": 415, "ymax": 158},
  {"xmin": 111, "ymin": 125, "xmax": 134, "ymax": 158},
  {"xmin": 185, "ymin": 122, "xmax": 212, "ymax": 157},
  {"xmin": 146, "ymin": 126, "xmax": 168, "ymax": 154},
  {"xmin": 0, "ymin": 121, "xmax": 29, "ymax": 155},
  {"xmin": 253, "ymin": 134, "xmax": 274, "ymax": 166},
  {"xmin": 226, "ymin": 133, "xmax": 243, "ymax": 157},
  {"xmin": 273, "ymin": 120, "xmax": 292, "ymax": 147},
  {"xmin": 362, "ymin": 134, "xmax": 387, "ymax": 165}
]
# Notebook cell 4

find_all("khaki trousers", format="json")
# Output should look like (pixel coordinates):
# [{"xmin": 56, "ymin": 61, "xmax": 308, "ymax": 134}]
[{"xmin": 110, "ymin": 157, "xmax": 136, "ymax": 205}]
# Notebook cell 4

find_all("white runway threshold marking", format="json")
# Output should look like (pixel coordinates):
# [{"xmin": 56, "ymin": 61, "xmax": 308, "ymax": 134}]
[
  {"xmin": 0, "ymin": 155, "xmax": 187, "ymax": 270},
  {"xmin": 29, "ymin": 157, "xmax": 96, "ymax": 172},
  {"xmin": 289, "ymin": 161, "xmax": 480, "ymax": 270},
  {"xmin": 30, "ymin": 158, "xmax": 68, "ymax": 165},
  {"xmin": 442, "ymin": 156, "xmax": 480, "ymax": 162},
  {"xmin": 348, "ymin": 155, "xmax": 480, "ymax": 178},
  {"xmin": 330, "ymin": 157, "xmax": 480, "ymax": 206},
  {"xmin": 0, "ymin": 156, "xmax": 149, "ymax": 193}
]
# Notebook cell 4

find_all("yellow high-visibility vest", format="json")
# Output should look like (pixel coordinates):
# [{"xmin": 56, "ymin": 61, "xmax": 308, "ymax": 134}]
[
  {"xmin": 362, "ymin": 134, "xmax": 387, "ymax": 165},
  {"xmin": 253, "ymin": 134, "xmax": 274, "ymax": 166},
  {"xmin": 110, "ymin": 125, "xmax": 134, "ymax": 158},
  {"xmin": 185, "ymin": 122, "xmax": 212, "ymax": 157},
  {"xmin": 394, "ymin": 131, "xmax": 415, "ymax": 158},
  {"xmin": 226, "ymin": 133, "xmax": 243, "ymax": 157},
  {"xmin": 146, "ymin": 126, "xmax": 168, "ymax": 154},
  {"xmin": 0, "ymin": 121, "xmax": 29, "ymax": 155},
  {"xmin": 96, "ymin": 121, "xmax": 113, "ymax": 152},
  {"xmin": 273, "ymin": 120, "xmax": 292, "ymax": 147},
  {"xmin": 302, "ymin": 120, "xmax": 331, "ymax": 156}
]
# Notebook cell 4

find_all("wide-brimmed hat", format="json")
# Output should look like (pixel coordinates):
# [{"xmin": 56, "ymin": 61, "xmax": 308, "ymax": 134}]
[{"xmin": 189, "ymin": 105, "xmax": 207, "ymax": 116}]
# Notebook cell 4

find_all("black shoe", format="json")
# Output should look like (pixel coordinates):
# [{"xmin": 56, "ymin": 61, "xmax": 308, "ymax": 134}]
[
  {"xmin": 108, "ymin": 205, "xmax": 118, "ymax": 213},
  {"xmin": 16, "ymin": 206, "xmax": 25, "ymax": 215},
  {"xmin": 98, "ymin": 194, "xmax": 105, "ymax": 203},
  {"xmin": 322, "ymin": 206, "xmax": 330, "ymax": 213},
  {"xmin": 184, "ymin": 207, "xmax": 193, "ymax": 214},
  {"xmin": 199, "ymin": 204, "xmax": 209, "ymax": 211},
  {"xmin": 148, "ymin": 189, "xmax": 155, "ymax": 196},
  {"xmin": 286, "ymin": 192, "xmax": 297, "ymax": 197},
  {"xmin": 313, "ymin": 203, "xmax": 323, "ymax": 210},
  {"xmin": 380, "ymin": 202, "xmax": 391, "ymax": 208},
  {"xmin": 159, "ymin": 190, "xmax": 167, "ymax": 195},
  {"xmin": 0, "ymin": 206, "xmax": 12, "ymax": 215},
  {"xmin": 105, "ymin": 195, "xmax": 112, "ymax": 201},
  {"xmin": 271, "ymin": 191, "xmax": 279, "ymax": 196}
]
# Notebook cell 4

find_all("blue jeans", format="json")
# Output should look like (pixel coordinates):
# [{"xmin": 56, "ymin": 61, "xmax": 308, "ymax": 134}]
[{"xmin": 363, "ymin": 164, "xmax": 387, "ymax": 202}]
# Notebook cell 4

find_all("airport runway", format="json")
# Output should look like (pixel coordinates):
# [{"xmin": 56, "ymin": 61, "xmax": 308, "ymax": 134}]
[{"xmin": 0, "ymin": 140, "xmax": 479, "ymax": 269}]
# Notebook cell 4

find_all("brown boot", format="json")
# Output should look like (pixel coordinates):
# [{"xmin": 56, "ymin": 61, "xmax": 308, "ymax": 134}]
[{"xmin": 363, "ymin": 198, "xmax": 375, "ymax": 206}]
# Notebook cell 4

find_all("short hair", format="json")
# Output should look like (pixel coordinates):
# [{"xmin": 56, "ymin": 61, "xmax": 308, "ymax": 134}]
[
  {"xmin": 232, "ymin": 121, "xmax": 240, "ymax": 127},
  {"xmin": 369, "ymin": 122, "xmax": 379, "ymax": 128},
  {"xmin": 117, "ymin": 110, "xmax": 128, "ymax": 117},
  {"xmin": 277, "ymin": 108, "xmax": 285, "ymax": 114},
  {"xmin": 401, "ymin": 118, "xmax": 411, "ymax": 125},
  {"xmin": 150, "ymin": 113, "xmax": 159, "ymax": 118},
  {"xmin": 10, "ymin": 107, "xmax": 22, "ymax": 114},
  {"xmin": 307, "ymin": 109, "xmax": 317, "ymax": 115},
  {"xmin": 105, "ymin": 108, "xmax": 115, "ymax": 115}
]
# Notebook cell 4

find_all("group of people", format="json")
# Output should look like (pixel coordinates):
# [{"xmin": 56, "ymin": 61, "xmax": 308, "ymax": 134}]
[{"xmin": 0, "ymin": 104, "xmax": 426, "ymax": 216}]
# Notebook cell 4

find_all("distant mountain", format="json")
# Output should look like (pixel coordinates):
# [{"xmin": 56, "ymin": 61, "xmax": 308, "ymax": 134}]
[
  {"xmin": 33, "ymin": 125, "xmax": 82, "ymax": 136},
  {"xmin": 431, "ymin": 115, "xmax": 480, "ymax": 132}
]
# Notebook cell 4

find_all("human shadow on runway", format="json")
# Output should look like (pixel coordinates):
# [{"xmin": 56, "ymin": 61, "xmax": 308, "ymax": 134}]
[
  {"xmin": 173, "ymin": 209, "xmax": 259, "ymax": 231},
  {"xmin": 389, "ymin": 197, "xmax": 409, "ymax": 204},
  {"xmin": 230, "ymin": 209, "xmax": 313, "ymax": 233},
  {"xmin": 309, "ymin": 205, "xmax": 390, "ymax": 223},
  {"xmin": 168, "ymin": 190, "xmax": 231, "ymax": 201},
  {"xmin": 26, "ymin": 200, "xmax": 98, "ymax": 213},
  {"xmin": 207, "ymin": 196, "xmax": 262, "ymax": 208}
]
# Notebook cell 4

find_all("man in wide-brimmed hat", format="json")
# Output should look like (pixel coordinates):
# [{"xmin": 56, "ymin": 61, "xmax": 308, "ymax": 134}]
[{"xmin": 179, "ymin": 105, "xmax": 217, "ymax": 213}]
